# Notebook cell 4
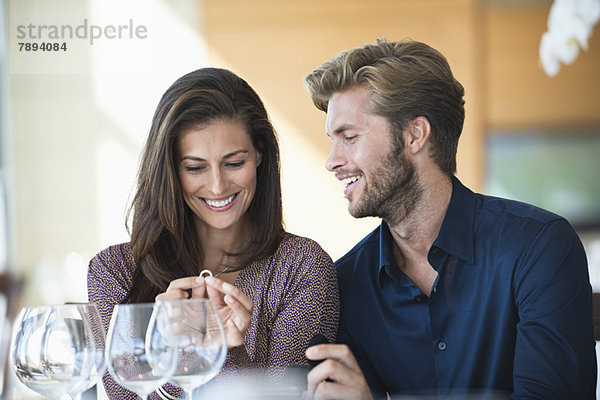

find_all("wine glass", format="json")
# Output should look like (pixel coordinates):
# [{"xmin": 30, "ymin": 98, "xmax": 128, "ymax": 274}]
[
  {"xmin": 157, "ymin": 299, "xmax": 227, "ymax": 399},
  {"xmin": 105, "ymin": 302, "xmax": 177, "ymax": 399},
  {"xmin": 10, "ymin": 303, "xmax": 107, "ymax": 399}
]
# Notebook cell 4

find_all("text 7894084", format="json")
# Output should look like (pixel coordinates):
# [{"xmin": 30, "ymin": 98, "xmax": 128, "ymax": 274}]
[{"xmin": 17, "ymin": 42, "xmax": 67, "ymax": 52}]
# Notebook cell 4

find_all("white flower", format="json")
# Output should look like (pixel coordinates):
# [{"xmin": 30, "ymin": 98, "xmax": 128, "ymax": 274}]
[
  {"xmin": 540, "ymin": 31, "xmax": 569, "ymax": 77},
  {"xmin": 539, "ymin": 0, "xmax": 600, "ymax": 77},
  {"xmin": 572, "ymin": 0, "xmax": 600, "ymax": 27}
]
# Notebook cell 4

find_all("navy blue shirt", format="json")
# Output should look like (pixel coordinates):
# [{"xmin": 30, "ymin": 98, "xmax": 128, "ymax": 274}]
[{"xmin": 336, "ymin": 177, "xmax": 596, "ymax": 399}]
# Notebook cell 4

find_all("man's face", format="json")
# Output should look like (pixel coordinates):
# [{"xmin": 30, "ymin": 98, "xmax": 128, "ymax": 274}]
[{"xmin": 325, "ymin": 85, "xmax": 421, "ymax": 223}]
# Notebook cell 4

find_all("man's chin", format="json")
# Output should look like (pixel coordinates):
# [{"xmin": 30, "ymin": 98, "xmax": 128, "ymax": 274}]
[
  {"xmin": 347, "ymin": 202, "xmax": 359, "ymax": 218},
  {"xmin": 348, "ymin": 203, "xmax": 378, "ymax": 219}
]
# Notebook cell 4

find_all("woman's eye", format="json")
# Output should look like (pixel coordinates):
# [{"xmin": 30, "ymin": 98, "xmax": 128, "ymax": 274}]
[
  {"xmin": 226, "ymin": 161, "xmax": 245, "ymax": 168},
  {"xmin": 185, "ymin": 166, "xmax": 205, "ymax": 172}
]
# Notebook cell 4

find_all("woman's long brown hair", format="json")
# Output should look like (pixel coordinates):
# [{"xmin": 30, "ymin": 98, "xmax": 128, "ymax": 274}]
[{"xmin": 124, "ymin": 68, "xmax": 283, "ymax": 303}]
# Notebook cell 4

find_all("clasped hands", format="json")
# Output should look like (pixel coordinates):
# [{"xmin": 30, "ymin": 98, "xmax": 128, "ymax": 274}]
[{"xmin": 155, "ymin": 274, "xmax": 253, "ymax": 348}]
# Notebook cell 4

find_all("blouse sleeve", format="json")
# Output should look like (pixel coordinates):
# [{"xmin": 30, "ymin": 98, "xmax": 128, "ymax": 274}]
[
  {"xmin": 87, "ymin": 244, "xmax": 140, "ymax": 400},
  {"xmin": 264, "ymin": 236, "xmax": 340, "ymax": 374},
  {"xmin": 88, "ymin": 244, "xmax": 183, "ymax": 400},
  {"xmin": 87, "ymin": 244, "xmax": 132, "ymax": 334}
]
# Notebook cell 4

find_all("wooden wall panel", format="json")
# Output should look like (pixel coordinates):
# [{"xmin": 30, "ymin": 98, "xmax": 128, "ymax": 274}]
[
  {"xmin": 485, "ymin": 4, "xmax": 600, "ymax": 130},
  {"xmin": 202, "ymin": 1, "xmax": 600, "ymax": 189},
  {"xmin": 203, "ymin": 0, "xmax": 485, "ymax": 189}
]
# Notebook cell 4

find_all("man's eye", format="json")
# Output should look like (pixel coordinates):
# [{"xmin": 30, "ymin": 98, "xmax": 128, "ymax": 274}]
[{"xmin": 344, "ymin": 136, "xmax": 357, "ymax": 143}]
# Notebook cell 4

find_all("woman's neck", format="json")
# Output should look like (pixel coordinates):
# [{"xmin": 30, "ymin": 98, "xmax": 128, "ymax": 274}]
[{"xmin": 194, "ymin": 216, "xmax": 251, "ymax": 268}]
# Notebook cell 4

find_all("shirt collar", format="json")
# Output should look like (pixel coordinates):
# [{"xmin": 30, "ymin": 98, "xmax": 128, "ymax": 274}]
[
  {"xmin": 377, "ymin": 220, "xmax": 413, "ymax": 285},
  {"xmin": 378, "ymin": 222, "xmax": 396, "ymax": 273},
  {"xmin": 376, "ymin": 176, "xmax": 476, "ymax": 280},
  {"xmin": 433, "ymin": 176, "xmax": 476, "ymax": 264}
]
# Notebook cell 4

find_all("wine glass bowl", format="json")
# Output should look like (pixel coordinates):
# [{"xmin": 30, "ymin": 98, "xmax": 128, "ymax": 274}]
[
  {"xmin": 158, "ymin": 299, "xmax": 227, "ymax": 398},
  {"xmin": 105, "ymin": 302, "xmax": 177, "ymax": 399},
  {"xmin": 10, "ymin": 303, "xmax": 107, "ymax": 399}
]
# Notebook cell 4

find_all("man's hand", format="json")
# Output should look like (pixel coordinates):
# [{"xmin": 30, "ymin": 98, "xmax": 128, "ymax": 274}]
[{"xmin": 305, "ymin": 344, "xmax": 374, "ymax": 400}]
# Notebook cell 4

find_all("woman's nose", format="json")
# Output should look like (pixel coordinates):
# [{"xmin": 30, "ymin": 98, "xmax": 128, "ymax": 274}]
[{"xmin": 208, "ymin": 168, "xmax": 225, "ymax": 194}]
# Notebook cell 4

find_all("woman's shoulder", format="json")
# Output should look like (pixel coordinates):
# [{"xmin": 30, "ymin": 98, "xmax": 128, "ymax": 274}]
[
  {"xmin": 93, "ymin": 242, "xmax": 133, "ymax": 260},
  {"xmin": 88, "ymin": 243, "xmax": 136, "ymax": 299},
  {"xmin": 269, "ymin": 232, "xmax": 334, "ymax": 271},
  {"xmin": 277, "ymin": 231, "xmax": 328, "ymax": 254},
  {"xmin": 90, "ymin": 242, "xmax": 136, "ymax": 273}
]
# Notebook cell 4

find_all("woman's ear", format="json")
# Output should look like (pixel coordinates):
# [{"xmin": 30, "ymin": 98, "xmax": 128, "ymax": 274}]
[
  {"xmin": 405, "ymin": 116, "xmax": 431, "ymax": 155},
  {"xmin": 256, "ymin": 151, "xmax": 262, "ymax": 167}
]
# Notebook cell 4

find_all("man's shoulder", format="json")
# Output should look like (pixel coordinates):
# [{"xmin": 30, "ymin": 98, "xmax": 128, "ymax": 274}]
[
  {"xmin": 469, "ymin": 193, "xmax": 584, "ymax": 262},
  {"xmin": 477, "ymin": 193, "xmax": 562, "ymax": 223},
  {"xmin": 475, "ymin": 193, "xmax": 570, "ymax": 236},
  {"xmin": 453, "ymin": 176, "xmax": 567, "ymax": 234}
]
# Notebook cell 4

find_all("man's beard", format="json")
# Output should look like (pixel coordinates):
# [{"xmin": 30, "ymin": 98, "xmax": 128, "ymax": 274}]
[{"xmin": 349, "ymin": 140, "xmax": 422, "ymax": 224}]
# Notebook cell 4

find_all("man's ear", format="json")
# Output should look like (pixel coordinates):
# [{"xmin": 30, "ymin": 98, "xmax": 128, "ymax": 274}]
[{"xmin": 405, "ymin": 116, "xmax": 431, "ymax": 155}]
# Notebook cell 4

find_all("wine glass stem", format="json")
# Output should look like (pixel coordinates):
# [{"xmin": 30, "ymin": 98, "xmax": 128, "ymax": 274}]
[{"xmin": 183, "ymin": 389, "xmax": 194, "ymax": 400}]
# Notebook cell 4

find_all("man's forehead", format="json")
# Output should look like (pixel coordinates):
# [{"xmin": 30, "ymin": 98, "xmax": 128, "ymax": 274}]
[
  {"xmin": 328, "ymin": 86, "xmax": 371, "ymax": 109},
  {"xmin": 325, "ymin": 87, "xmax": 373, "ymax": 132}
]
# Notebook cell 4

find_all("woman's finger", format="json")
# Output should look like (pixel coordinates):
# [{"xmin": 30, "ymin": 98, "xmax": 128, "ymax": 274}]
[
  {"xmin": 156, "ymin": 276, "xmax": 206, "ymax": 302},
  {"xmin": 205, "ymin": 277, "xmax": 253, "ymax": 313},
  {"xmin": 205, "ymin": 279, "xmax": 226, "ymax": 306},
  {"xmin": 223, "ymin": 294, "xmax": 251, "ymax": 331},
  {"xmin": 155, "ymin": 290, "xmax": 187, "ymax": 302},
  {"xmin": 190, "ymin": 277, "xmax": 206, "ymax": 298},
  {"xmin": 225, "ymin": 319, "xmax": 243, "ymax": 347},
  {"xmin": 167, "ymin": 276, "xmax": 203, "ymax": 291}
]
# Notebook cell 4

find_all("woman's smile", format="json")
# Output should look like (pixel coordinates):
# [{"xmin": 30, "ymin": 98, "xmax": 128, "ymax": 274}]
[{"xmin": 202, "ymin": 193, "xmax": 238, "ymax": 211}]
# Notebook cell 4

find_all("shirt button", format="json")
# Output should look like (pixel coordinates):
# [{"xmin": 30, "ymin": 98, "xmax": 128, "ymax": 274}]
[
  {"xmin": 437, "ymin": 340, "xmax": 447, "ymax": 351},
  {"xmin": 415, "ymin": 295, "xmax": 427, "ymax": 303}
]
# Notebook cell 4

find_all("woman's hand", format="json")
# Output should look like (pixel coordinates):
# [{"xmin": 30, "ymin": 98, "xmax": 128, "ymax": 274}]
[
  {"xmin": 155, "ymin": 276, "xmax": 206, "ymax": 301},
  {"xmin": 155, "ymin": 275, "xmax": 253, "ymax": 348},
  {"xmin": 203, "ymin": 275, "xmax": 253, "ymax": 348}
]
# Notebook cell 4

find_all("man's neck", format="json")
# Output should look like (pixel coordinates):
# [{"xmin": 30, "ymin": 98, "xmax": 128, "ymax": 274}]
[{"xmin": 386, "ymin": 173, "xmax": 453, "ymax": 295}]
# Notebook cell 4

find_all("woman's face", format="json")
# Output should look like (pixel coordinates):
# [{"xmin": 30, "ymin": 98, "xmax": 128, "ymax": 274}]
[{"xmin": 177, "ymin": 119, "xmax": 261, "ymax": 233}]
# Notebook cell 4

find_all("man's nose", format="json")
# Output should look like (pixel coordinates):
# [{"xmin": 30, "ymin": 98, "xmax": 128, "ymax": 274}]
[{"xmin": 325, "ymin": 142, "xmax": 345, "ymax": 172}]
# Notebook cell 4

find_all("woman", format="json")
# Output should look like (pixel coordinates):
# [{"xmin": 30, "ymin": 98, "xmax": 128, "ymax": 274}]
[{"xmin": 88, "ymin": 68, "xmax": 339, "ymax": 399}]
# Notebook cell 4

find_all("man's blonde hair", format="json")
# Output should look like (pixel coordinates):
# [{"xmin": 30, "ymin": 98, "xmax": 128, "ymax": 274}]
[{"xmin": 304, "ymin": 38, "xmax": 465, "ymax": 174}]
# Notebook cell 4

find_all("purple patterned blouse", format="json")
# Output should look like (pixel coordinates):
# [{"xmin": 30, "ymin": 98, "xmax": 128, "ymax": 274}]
[{"xmin": 88, "ymin": 232, "xmax": 339, "ymax": 399}]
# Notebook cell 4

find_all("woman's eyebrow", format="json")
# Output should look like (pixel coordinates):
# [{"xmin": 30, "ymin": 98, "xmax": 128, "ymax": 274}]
[
  {"xmin": 222, "ymin": 150, "xmax": 249, "ymax": 159},
  {"xmin": 180, "ymin": 150, "xmax": 249, "ymax": 162}
]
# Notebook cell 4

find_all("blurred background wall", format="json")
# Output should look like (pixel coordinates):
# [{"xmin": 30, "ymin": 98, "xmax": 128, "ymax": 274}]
[
  {"xmin": 0, "ymin": 0, "xmax": 599, "ymax": 397},
  {"xmin": 0, "ymin": 0, "xmax": 599, "ymax": 308}
]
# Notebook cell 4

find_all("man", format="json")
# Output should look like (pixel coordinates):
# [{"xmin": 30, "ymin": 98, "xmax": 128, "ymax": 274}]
[{"xmin": 303, "ymin": 39, "xmax": 596, "ymax": 399}]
